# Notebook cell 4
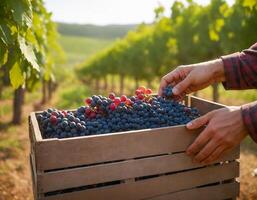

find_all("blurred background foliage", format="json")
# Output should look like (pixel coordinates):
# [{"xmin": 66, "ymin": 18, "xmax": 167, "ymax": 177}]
[
  {"xmin": 77, "ymin": 0, "xmax": 257, "ymax": 103},
  {"xmin": 1, "ymin": 0, "xmax": 257, "ymax": 122}
]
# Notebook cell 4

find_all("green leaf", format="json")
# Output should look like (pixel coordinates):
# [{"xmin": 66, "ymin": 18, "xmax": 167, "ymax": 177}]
[
  {"xmin": 9, "ymin": 62, "xmax": 24, "ymax": 89},
  {"xmin": 18, "ymin": 35, "xmax": 40, "ymax": 72},
  {"xmin": 8, "ymin": 0, "xmax": 32, "ymax": 28},
  {"xmin": 215, "ymin": 19, "xmax": 225, "ymax": 32},
  {"xmin": 0, "ymin": 41, "xmax": 8, "ymax": 66},
  {"xmin": 243, "ymin": 0, "xmax": 257, "ymax": 10},
  {"xmin": 0, "ymin": 23, "xmax": 13, "ymax": 45}
]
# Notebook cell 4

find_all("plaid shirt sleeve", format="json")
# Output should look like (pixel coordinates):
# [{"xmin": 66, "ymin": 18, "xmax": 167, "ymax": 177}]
[{"xmin": 221, "ymin": 43, "xmax": 257, "ymax": 143}]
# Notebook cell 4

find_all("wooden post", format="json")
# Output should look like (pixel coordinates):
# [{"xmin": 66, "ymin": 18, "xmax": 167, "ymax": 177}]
[
  {"xmin": 41, "ymin": 80, "xmax": 47, "ymax": 104},
  {"xmin": 48, "ymin": 80, "xmax": 52, "ymax": 101},
  {"xmin": 212, "ymin": 83, "xmax": 219, "ymax": 102},
  {"xmin": 95, "ymin": 79, "xmax": 100, "ymax": 93},
  {"xmin": 111, "ymin": 75, "xmax": 115, "ymax": 91},
  {"xmin": 12, "ymin": 86, "xmax": 25, "ymax": 124},
  {"xmin": 135, "ymin": 77, "xmax": 139, "ymax": 89},
  {"xmin": 104, "ymin": 76, "xmax": 108, "ymax": 91},
  {"xmin": 120, "ymin": 74, "xmax": 124, "ymax": 95}
]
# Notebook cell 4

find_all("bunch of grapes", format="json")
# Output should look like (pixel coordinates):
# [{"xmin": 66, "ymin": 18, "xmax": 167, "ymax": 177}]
[
  {"xmin": 162, "ymin": 85, "xmax": 173, "ymax": 98},
  {"xmin": 37, "ymin": 86, "xmax": 200, "ymax": 139}
]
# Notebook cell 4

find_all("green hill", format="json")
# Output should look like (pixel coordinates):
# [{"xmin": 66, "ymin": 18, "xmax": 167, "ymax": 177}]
[
  {"xmin": 58, "ymin": 35, "xmax": 115, "ymax": 66},
  {"xmin": 57, "ymin": 22, "xmax": 137, "ymax": 39}
]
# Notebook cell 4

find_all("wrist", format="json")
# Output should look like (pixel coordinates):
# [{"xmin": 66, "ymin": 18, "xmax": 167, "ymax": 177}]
[{"xmin": 211, "ymin": 59, "xmax": 225, "ymax": 83}]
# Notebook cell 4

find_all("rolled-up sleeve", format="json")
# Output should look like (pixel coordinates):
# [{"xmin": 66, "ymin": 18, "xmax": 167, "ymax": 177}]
[
  {"xmin": 221, "ymin": 43, "xmax": 257, "ymax": 143},
  {"xmin": 241, "ymin": 102, "xmax": 257, "ymax": 143},
  {"xmin": 221, "ymin": 43, "xmax": 257, "ymax": 90}
]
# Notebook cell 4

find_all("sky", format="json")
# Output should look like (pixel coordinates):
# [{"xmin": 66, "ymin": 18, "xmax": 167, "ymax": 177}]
[{"xmin": 44, "ymin": 0, "xmax": 235, "ymax": 25}]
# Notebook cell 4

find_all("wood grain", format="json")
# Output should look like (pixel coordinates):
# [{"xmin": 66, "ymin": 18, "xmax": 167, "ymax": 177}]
[
  {"xmin": 38, "ymin": 147, "xmax": 239, "ymax": 193},
  {"xmin": 147, "ymin": 181, "xmax": 239, "ymax": 200},
  {"xmin": 42, "ymin": 161, "xmax": 239, "ymax": 200},
  {"xmin": 190, "ymin": 96, "xmax": 226, "ymax": 115},
  {"xmin": 35, "ymin": 126, "xmax": 204, "ymax": 171}
]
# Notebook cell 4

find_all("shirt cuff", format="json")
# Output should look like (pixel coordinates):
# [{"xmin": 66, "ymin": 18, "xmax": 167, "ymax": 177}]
[
  {"xmin": 221, "ymin": 52, "xmax": 241, "ymax": 90},
  {"xmin": 241, "ymin": 102, "xmax": 257, "ymax": 143}
]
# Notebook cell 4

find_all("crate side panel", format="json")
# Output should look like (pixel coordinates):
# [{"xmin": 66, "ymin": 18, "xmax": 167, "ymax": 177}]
[
  {"xmin": 147, "ymin": 181, "xmax": 239, "ymax": 200},
  {"xmin": 190, "ymin": 96, "xmax": 225, "ymax": 115},
  {"xmin": 30, "ymin": 154, "xmax": 42, "ymax": 199},
  {"xmin": 38, "ymin": 147, "xmax": 239, "ymax": 193},
  {"xmin": 36, "ymin": 126, "xmax": 202, "ymax": 171},
  {"xmin": 42, "ymin": 161, "xmax": 239, "ymax": 200},
  {"xmin": 30, "ymin": 112, "xmax": 43, "ymax": 141}
]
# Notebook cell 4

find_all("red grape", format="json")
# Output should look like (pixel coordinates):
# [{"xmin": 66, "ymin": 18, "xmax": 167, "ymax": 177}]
[
  {"xmin": 85, "ymin": 107, "xmax": 91, "ymax": 115},
  {"xmin": 135, "ymin": 89, "xmax": 142, "ymax": 96},
  {"xmin": 138, "ymin": 94, "xmax": 144, "ymax": 100},
  {"xmin": 85, "ymin": 97, "xmax": 92, "ymax": 105},
  {"xmin": 120, "ymin": 95, "xmax": 127, "ymax": 102},
  {"xmin": 125, "ymin": 99, "xmax": 132, "ymax": 105},
  {"xmin": 50, "ymin": 115, "xmax": 57, "ymax": 125},
  {"xmin": 109, "ymin": 103, "xmax": 116, "ymax": 111},
  {"xmin": 145, "ymin": 88, "xmax": 152, "ymax": 94},
  {"xmin": 138, "ymin": 86, "xmax": 146, "ymax": 93},
  {"xmin": 114, "ymin": 97, "xmax": 121, "ymax": 105},
  {"xmin": 89, "ymin": 111, "xmax": 96, "ymax": 118},
  {"xmin": 109, "ymin": 93, "xmax": 115, "ymax": 100}
]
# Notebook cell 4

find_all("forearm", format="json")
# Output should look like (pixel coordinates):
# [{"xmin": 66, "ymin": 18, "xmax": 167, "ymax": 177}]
[
  {"xmin": 241, "ymin": 101, "xmax": 257, "ymax": 143},
  {"xmin": 221, "ymin": 43, "xmax": 257, "ymax": 90}
]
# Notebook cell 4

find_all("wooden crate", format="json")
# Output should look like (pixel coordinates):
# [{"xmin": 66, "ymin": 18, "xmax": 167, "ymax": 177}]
[{"xmin": 29, "ymin": 96, "xmax": 240, "ymax": 200}]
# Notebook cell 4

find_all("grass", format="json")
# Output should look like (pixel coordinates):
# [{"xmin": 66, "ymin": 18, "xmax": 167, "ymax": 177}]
[
  {"xmin": 196, "ymin": 85, "xmax": 257, "ymax": 105},
  {"xmin": 55, "ymin": 79, "xmax": 92, "ymax": 109},
  {"xmin": 0, "ymin": 104, "xmax": 12, "ymax": 119},
  {"xmin": 51, "ymin": 35, "xmax": 115, "ymax": 109},
  {"xmin": 0, "ymin": 87, "xmax": 13, "ymax": 100},
  {"xmin": 58, "ymin": 35, "xmax": 114, "ymax": 66}
]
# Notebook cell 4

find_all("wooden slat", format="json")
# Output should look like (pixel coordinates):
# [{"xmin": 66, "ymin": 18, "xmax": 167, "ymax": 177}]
[
  {"xmin": 35, "ymin": 126, "xmax": 204, "ymax": 171},
  {"xmin": 147, "ymin": 181, "xmax": 239, "ymax": 200},
  {"xmin": 30, "ymin": 154, "xmax": 42, "ymax": 199},
  {"xmin": 38, "ymin": 146, "xmax": 239, "ymax": 193},
  {"xmin": 42, "ymin": 161, "xmax": 239, "ymax": 200},
  {"xmin": 190, "ymin": 96, "xmax": 225, "ymax": 115},
  {"xmin": 30, "ymin": 112, "xmax": 43, "ymax": 141}
]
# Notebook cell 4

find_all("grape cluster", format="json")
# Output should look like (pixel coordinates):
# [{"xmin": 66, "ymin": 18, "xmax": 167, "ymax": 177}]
[
  {"xmin": 163, "ymin": 85, "xmax": 173, "ymax": 98},
  {"xmin": 37, "ymin": 86, "xmax": 200, "ymax": 139}
]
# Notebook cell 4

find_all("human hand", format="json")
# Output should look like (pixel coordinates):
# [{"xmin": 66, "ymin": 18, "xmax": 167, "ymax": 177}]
[
  {"xmin": 158, "ymin": 59, "xmax": 225, "ymax": 97},
  {"xmin": 186, "ymin": 106, "xmax": 247, "ymax": 164}
]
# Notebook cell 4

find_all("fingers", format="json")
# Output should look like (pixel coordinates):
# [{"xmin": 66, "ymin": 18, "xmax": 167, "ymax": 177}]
[
  {"xmin": 158, "ymin": 76, "xmax": 170, "ymax": 96},
  {"xmin": 186, "ymin": 113, "xmax": 211, "ymax": 130},
  {"xmin": 186, "ymin": 127, "xmax": 211, "ymax": 156},
  {"xmin": 158, "ymin": 70, "xmax": 180, "ymax": 95},
  {"xmin": 201, "ymin": 146, "xmax": 229, "ymax": 164},
  {"xmin": 158, "ymin": 67, "xmax": 186, "ymax": 96},
  {"xmin": 192, "ymin": 139, "xmax": 219, "ymax": 163},
  {"xmin": 172, "ymin": 75, "xmax": 192, "ymax": 95}
]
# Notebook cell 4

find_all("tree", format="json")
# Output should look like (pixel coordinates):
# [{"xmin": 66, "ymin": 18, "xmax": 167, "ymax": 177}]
[{"xmin": 0, "ymin": 0, "xmax": 64, "ymax": 124}]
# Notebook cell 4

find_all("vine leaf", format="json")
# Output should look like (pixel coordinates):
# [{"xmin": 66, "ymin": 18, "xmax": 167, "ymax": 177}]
[
  {"xmin": 18, "ymin": 35, "xmax": 40, "ymax": 72},
  {"xmin": 9, "ymin": 62, "xmax": 24, "ymax": 89},
  {"xmin": 0, "ymin": 23, "xmax": 13, "ymax": 45},
  {"xmin": 0, "ymin": 40, "xmax": 8, "ymax": 66},
  {"xmin": 243, "ymin": 0, "xmax": 256, "ymax": 10},
  {"xmin": 8, "ymin": 0, "xmax": 32, "ymax": 28}
]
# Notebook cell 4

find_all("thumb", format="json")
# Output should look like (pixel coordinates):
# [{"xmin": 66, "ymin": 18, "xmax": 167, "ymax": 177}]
[
  {"xmin": 172, "ymin": 76, "xmax": 191, "ymax": 95},
  {"xmin": 186, "ymin": 113, "xmax": 211, "ymax": 130}
]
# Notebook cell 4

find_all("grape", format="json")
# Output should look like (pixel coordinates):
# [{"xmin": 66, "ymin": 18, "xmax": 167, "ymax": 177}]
[
  {"xmin": 109, "ymin": 93, "xmax": 115, "ymax": 100},
  {"xmin": 37, "ymin": 86, "xmax": 201, "ymax": 139},
  {"xmin": 120, "ymin": 95, "xmax": 127, "ymax": 102},
  {"xmin": 163, "ymin": 85, "xmax": 173, "ymax": 98}
]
